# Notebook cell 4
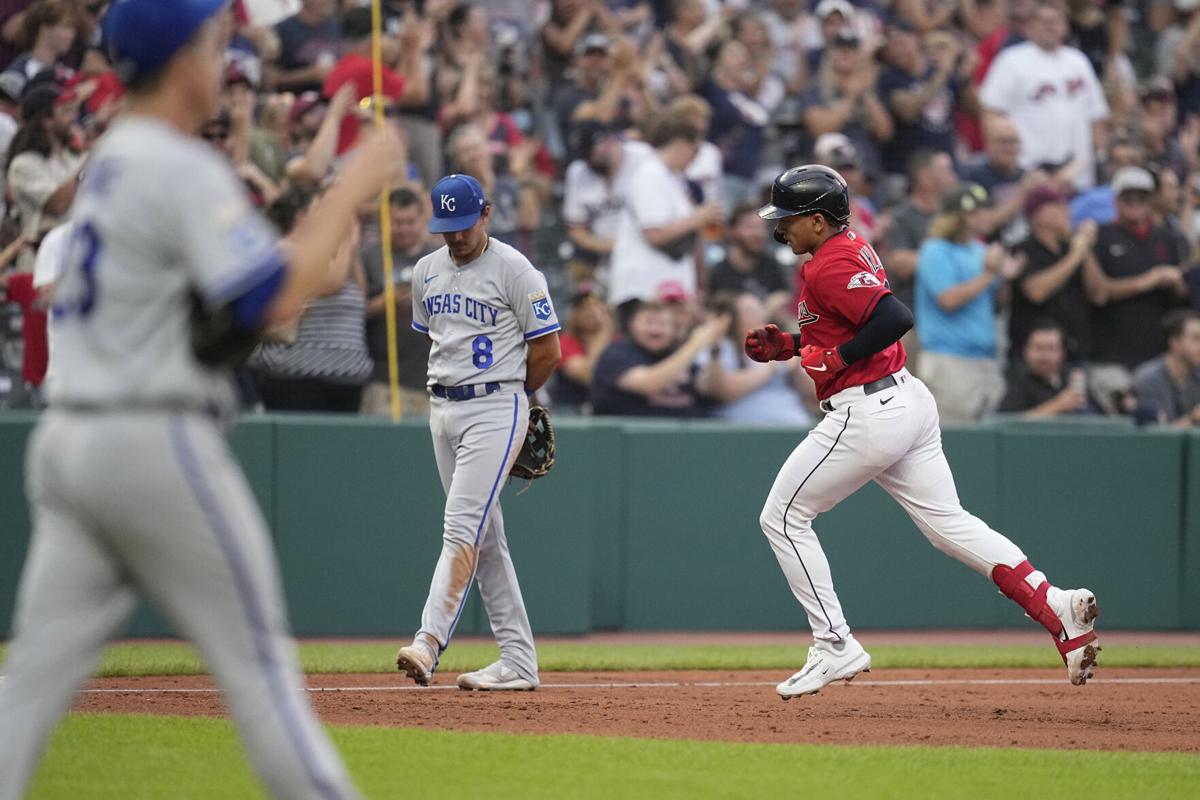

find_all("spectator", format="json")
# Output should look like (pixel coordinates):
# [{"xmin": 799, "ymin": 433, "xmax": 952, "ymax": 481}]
[
  {"xmin": 5, "ymin": 79, "xmax": 84, "ymax": 272},
  {"xmin": 607, "ymin": 115, "xmax": 722, "ymax": 311},
  {"xmin": 551, "ymin": 283, "xmax": 616, "ymax": 414},
  {"xmin": 549, "ymin": 32, "xmax": 614, "ymax": 139},
  {"xmin": 251, "ymin": 186, "xmax": 374, "ymax": 412},
  {"xmin": 0, "ymin": 2, "xmax": 34, "ymax": 72},
  {"xmin": 359, "ymin": 185, "xmax": 438, "ymax": 418},
  {"xmin": 979, "ymin": 0, "xmax": 1109, "ymax": 190},
  {"xmin": 882, "ymin": 148, "xmax": 958, "ymax": 309},
  {"xmin": 800, "ymin": 28, "xmax": 893, "ymax": 179},
  {"xmin": 1068, "ymin": 135, "xmax": 1145, "ymax": 227},
  {"xmin": 876, "ymin": 21, "xmax": 972, "ymax": 181},
  {"xmin": 540, "ymin": 0, "xmax": 615, "ymax": 98},
  {"xmin": 663, "ymin": 0, "xmax": 728, "ymax": 91},
  {"xmin": 1132, "ymin": 308, "xmax": 1200, "ymax": 425},
  {"xmin": 0, "ymin": 233, "xmax": 37, "ymax": 403},
  {"xmin": 591, "ymin": 299, "xmax": 726, "ymax": 417},
  {"xmin": 700, "ymin": 291, "xmax": 813, "ymax": 425},
  {"xmin": 1009, "ymin": 186, "xmax": 1106, "ymax": 360},
  {"xmin": 707, "ymin": 203, "xmax": 790, "ymax": 317},
  {"xmin": 1138, "ymin": 76, "xmax": 1196, "ymax": 179},
  {"xmin": 999, "ymin": 318, "xmax": 1092, "ymax": 416},
  {"xmin": 813, "ymin": 132, "xmax": 878, "ymax": 239},
  {"xmin": 665, "ymin": 94, "xmax": 724, "ymax": 207},
  {"xmin": 1090, "ymin": 166, "xmax": 1189, "ymax": 376},
  {"xmin": 560, "ymin": 120, "xmax": 651, "ymax": 287},
  {"xmin": 269, "ymin": 0, "xmax": 341, "ymax": 93},
  {"xmin": 914, "ymin": 184, "xmax": 1023, "ymax": 423},
  {"xmin": 323, "ymin": 6, "xmax": 428, "ymax": 155},
  {"xmin": 0, "ymin": 0, "xmax": 74, "ymax": 98},
  {"xmin": 959, "ymin": 116, "xmax": 1048, "ymax": 246},
  {"xmin": 446, "ymin": 122, "xmax": 542, "ymax": 250},
  {"xmin": 700, "ymin": 37, "xmax": 770, "ymax": 208}
]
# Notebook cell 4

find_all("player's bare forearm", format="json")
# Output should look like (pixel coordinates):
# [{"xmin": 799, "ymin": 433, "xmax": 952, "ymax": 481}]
[{"xmin": 525, "ymin": 333, "xmax": 561, "ymax": 393}]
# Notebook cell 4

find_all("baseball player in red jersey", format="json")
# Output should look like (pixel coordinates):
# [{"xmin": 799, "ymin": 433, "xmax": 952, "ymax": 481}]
[{"xmin": 746, "ymin": 165, "xmax": 1100, "ymax": 699}]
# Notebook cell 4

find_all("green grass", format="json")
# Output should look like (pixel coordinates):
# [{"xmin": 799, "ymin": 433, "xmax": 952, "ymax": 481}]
[
  {"xmin": 28, "ymin": 714, "xmax": 1200, "ymax": 799},
  {"xmin": 2, "ymin": 641, "xmax": 1197, "ymax": 677}
]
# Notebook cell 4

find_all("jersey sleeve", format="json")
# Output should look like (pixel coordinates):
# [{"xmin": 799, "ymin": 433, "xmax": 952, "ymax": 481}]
[
  {"xmin": 172, "ymin": 153, "xmax": 285, "ymax": 311},
  {"xmin": 813, "ymin": 247, "xmax": 892, "ymax": 327},
  {"xmin": 508, "ymin": 266, "xmax": 561, "ymax": 340},
  {"xmin": 410, "ymin": 258, "xmax": 430, "ymax": 333}
]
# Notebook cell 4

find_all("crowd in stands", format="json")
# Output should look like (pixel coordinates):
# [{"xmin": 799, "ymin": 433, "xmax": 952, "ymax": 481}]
[{"xmin": 1, "ymin": 0, "xmax": 1199, "ymax": 428}]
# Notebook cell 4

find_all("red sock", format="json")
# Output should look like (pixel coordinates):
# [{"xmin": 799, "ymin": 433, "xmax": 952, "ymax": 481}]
[{"xmin": 991, "ymin": 560, "xmax": 1062, "ymax": 637}]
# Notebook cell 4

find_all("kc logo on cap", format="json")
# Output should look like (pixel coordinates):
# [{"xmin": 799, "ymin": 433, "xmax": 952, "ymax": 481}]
[{"xmin": 429, "ymin": 174, "xmax": 487, "ymax": 234}]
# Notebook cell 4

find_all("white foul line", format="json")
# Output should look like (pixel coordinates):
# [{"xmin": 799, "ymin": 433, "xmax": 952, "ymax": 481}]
[{"xmin": 72, "ymin": 676, "xmax": 1200, "ymax": 695}]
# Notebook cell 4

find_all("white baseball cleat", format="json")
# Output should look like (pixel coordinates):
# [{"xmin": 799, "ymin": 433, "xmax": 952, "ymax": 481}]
[
  {"xmin": 777, "ymin": 634, "xmax": 872, "ymax": 700},
  {"xmin": 1047, "ymin": 586, "xmax": 1100, "ymax": 685},
  {"xmin": 456, "ymin": 660, "xmax": 538, "ymax": 691},
  {"xmin": 396, "ymin": 643, "xmax": 436, "ymax": 686}
]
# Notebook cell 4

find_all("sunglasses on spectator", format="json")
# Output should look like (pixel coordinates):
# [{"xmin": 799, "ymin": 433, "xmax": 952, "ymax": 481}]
[{"xmin": 202, "ymin": 126, "xmax": 231, "ymax": 142}]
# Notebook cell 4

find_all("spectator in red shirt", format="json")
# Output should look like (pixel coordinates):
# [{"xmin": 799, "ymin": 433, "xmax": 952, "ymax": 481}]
[
  {"xmin": 551, "ymin": 284, "xmax": 616, "ymax": 414},
  {"xmin": 0, "ymin": 235, "xmax": 44, "ymax": 400},
  {"xmin": 323, "ymin": 7, "xmax": 429, "ymax": 155}
]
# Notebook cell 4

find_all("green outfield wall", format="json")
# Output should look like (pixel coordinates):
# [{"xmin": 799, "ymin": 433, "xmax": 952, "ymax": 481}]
[{"xmin": 1, "ymin": 414, "xmax": 1195, "ymax": 637}]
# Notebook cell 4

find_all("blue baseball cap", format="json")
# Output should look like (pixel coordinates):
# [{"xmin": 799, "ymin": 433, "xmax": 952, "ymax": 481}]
[
  {"xmin": 104, "ymin": 0, "xmax": 229, "ymax": 83},
  {"xmin": 429, "ymin": 174, "xmax": 487, "ymax": 234}
]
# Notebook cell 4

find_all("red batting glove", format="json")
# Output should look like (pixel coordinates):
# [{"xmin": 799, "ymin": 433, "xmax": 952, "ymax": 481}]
[
  {"xmin": 744, "ymin": 324, "xmax": 795, "ymax": 362},
  {"xmin": 800, "ymin": 345, "xmax": 847, "ymax": 375}
]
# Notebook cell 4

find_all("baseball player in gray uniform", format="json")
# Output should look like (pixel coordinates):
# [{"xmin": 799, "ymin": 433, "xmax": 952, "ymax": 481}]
[
  {"xmin": 0, "ymin": 2, "xmax": 403, "ymax": 798},
  {"xmin": 395, "ymin": 174, "xmax": 561, "ymax": 691}
]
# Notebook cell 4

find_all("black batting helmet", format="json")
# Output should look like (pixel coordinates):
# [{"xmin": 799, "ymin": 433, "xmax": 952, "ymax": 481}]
[{"xmin": 758, "ymin": 165, "xmax": 851, "ymax": 225}]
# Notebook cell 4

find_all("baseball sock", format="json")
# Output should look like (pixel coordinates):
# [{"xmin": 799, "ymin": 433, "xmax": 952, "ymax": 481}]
[{"xmin": 991, "ymin": 560, "xmax": 1062, "ymax": 637}]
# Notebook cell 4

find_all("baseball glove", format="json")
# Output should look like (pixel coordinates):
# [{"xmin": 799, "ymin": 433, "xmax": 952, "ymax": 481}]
[{"xmin": 510, "ymin": 405, "xmax": 555, "ymax": 487}]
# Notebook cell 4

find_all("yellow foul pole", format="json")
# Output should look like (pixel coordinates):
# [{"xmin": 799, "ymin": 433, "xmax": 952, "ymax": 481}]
[{"xmin": 371, "ymin": 0, "xmax": 402, "ymax": 422}]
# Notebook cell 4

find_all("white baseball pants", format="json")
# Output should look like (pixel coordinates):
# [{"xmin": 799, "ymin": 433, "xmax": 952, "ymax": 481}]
[
  {"xmin": 416, "ymin": 389, "xmax": 538, "ymax": 683},
  {"xmin": 759, "ymin": 369, "xmax": 1028, "ymax": 642}
]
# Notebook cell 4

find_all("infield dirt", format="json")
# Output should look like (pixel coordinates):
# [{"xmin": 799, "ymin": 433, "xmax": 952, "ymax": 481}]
[{"xmin": 74, "ymin": 667, "xmax": 1200, "ymax": 752}]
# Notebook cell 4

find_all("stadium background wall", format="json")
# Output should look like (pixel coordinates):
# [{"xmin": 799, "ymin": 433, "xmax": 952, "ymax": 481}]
[{"xmin": 1, "ymin": 414, "xmax": 1196, "ymax": 637}]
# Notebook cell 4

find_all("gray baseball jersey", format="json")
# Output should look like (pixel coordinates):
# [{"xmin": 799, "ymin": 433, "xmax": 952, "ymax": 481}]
[
  {"xmin": 0, "ymin": 116, "xmax": 360, "ymax": 799},
  {"xmin": 48, "ymin": 116, "xmax": 282, "ymax": 413},
  {"xmin": 410, "ymin": 238, "xmax": 560, "ymax": 387}
]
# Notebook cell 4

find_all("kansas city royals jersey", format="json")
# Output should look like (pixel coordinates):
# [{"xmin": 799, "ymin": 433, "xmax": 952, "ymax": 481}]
[
  {"xmin": 411, "ymin": 238, "xmax": 560, "ymax": 386},
  {"xmin": 48, "ymin": 116, "xmax": 283, "ymax": 411}
]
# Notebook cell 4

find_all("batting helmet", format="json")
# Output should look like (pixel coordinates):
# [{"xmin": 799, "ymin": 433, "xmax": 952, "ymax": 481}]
[
  {"xmin": 758, "ymin": 165, "xmax": 851, "ymax": 225},
  {"xmin": 104, "ymin": 0, "xmax": 228, "ymax": 84}
]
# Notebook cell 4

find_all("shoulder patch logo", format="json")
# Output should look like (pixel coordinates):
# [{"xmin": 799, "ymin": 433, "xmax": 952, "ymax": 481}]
[
  {"xmin": 529, "ymin": 290, "xmax": 554, "ymax": 321},
  {"xmin": 847, "ymin": 271, "xmax": 882, "ymax": 289}
]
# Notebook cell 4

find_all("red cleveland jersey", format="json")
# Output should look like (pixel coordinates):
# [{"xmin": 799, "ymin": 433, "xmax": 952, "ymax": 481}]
[{"xmin": 797, "ymin": 229, "xmax": 906, "ymax": 400}]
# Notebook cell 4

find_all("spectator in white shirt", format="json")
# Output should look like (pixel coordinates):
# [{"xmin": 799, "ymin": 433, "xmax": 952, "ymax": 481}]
[
  {"xmin": 561, "ymin": 120, "xmax": 651, "ymax": 289},
  {"xmin": 979, "ymin": 0, "xmax": 1109, "ymax": 190},
  {"xmin": 608, "ymin": 115, "xmax": 723, "ymax": 314}
]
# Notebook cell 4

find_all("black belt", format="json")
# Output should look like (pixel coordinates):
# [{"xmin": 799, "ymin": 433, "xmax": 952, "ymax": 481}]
[
  {"xmin": 820, "ymin": 373, "xmax": 899, "ymax": 413},
  {"xmin": 431, "ymin": 382, "xmax": 502, "ymax": 401},
  {"xmin": 862, "ymin": 374, "xmax": 898, "ymax": 395}
]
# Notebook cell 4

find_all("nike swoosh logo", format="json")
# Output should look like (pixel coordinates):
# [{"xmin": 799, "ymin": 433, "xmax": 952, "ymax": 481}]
[
  {"xmin": 880, "ymin": 396, "xmax": 893, "ymax": 405},
  {"xmin": 807, "ymin": 364, "xmax": 828, "ymax": 372},
  {"xmin": 424, "ymin": 274, "xmax": 438, "ymax": 284}
]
